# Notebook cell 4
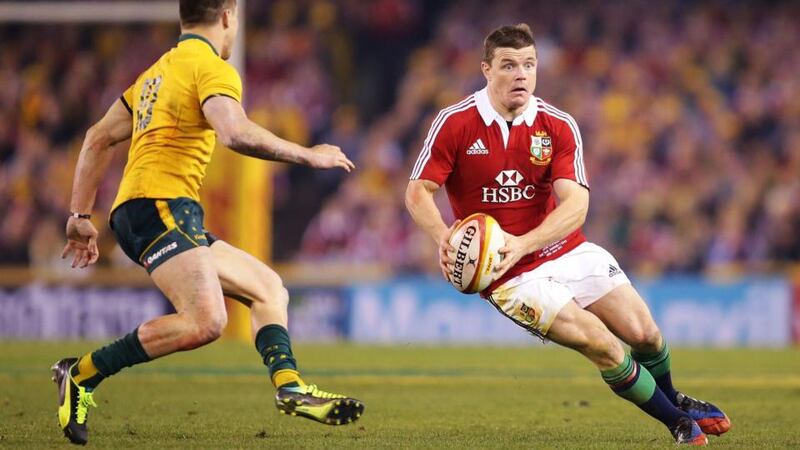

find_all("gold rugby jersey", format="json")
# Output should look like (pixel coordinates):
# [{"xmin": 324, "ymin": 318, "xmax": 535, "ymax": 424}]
[{"xmin": 112, "ymin": 34, "xmax": 242, "ymax": 212}]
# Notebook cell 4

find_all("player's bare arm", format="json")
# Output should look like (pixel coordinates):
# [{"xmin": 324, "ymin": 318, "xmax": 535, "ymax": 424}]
[
  {"xmin": 62, "ymin": 99, "xmax": 133, "ymax": 269},
  {"xmin": 202, "ymin": 95, "xmax": 354, "ymax": 171},
  {"xmin": 405, "ymin": 179, "xmax": 459, "ymax": 279},
  {"xmin": 494, "ymin": 178, "xmax": 589, "ymax": 277}
]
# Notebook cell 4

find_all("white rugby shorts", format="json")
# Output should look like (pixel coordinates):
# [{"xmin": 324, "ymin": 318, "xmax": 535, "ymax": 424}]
[{"xmin": 487, "ymin": 242, "xmax": 631, "ymax": 336}]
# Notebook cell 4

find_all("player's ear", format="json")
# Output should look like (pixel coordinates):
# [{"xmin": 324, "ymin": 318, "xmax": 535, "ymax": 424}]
[
  {"xmin": 221, "ymin": 8, "xmax": 231, "ymax": 29},
  {"xmin": 481, "ymin": 61, "xmax": 491, "ymax": 82}
]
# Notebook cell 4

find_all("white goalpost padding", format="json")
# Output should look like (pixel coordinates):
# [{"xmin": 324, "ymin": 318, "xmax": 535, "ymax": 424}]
[
  {"xmin": 0, "ymin": 2, "xmax": 178, "ymax": 22},
  {"xmin": 0, "ymin": 1, "xmax": 245, "ymax": 74}
]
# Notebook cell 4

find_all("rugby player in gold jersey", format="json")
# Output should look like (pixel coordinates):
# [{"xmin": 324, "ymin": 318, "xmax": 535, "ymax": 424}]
[{"xmin": 55, "ymin": 1, "xmax": 362, "ymax": 444}]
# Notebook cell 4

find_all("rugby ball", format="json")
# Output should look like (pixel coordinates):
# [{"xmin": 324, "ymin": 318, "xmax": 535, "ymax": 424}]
[{"xmin": 447, "ymin": 213, "xmax": 505, "ymax": 294}]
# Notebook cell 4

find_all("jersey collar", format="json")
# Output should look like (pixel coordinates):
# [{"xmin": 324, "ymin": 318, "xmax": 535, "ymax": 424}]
[
  {"xmin": 178, "ymin": 33, "xmax": 219, "ymax": 56},
  {"xmin": 475, "ymin": 87, "xmax": 537, "ymax": 127}
]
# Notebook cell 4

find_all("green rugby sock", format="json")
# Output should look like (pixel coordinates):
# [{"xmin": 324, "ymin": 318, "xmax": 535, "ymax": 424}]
[
  {"xmin": 255, "ymin": 324, "xmax": 301, "ymax": 388},
  {"xmin": 74, "ymin": 327, "xmax": 151, "ymax": 390},
  {"xmin": 602, "ymin": 354, "xmax": 655, "ymax": 404},
  {"xmin": 631, "ymin": 339, "xmax": 679, "ymax": 404},
  {"xmin": 602, "ymin": 354, "xmax": 686, "ymax": 428},
  {"xmin": 70, "ymin": 353, "xmax": 104, "ymax": 390}
]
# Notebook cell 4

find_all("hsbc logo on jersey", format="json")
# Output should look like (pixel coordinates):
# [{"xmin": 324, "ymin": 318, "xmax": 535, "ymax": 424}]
[
  {"xmin": 482, "ymin": 170, "xmax": 535, "ymax": 203},
  {"xmin": 495, "ymin": 170, "xmax": 523, "ymax": 186}
]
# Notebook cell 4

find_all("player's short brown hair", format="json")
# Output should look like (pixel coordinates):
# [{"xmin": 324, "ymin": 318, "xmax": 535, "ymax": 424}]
[
  {"xmin": 483, "ymin": 24, "xmax": 536, "ymax": 64},
  {"xmin": 179, "ymin": 0, "xmax": 236, "ymax": 26}
]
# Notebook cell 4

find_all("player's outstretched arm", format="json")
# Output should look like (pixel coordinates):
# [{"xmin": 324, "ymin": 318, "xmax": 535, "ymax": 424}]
[
  {"xmin": 202, "ymin": 95, "xmax": 354, "ymax": 171},
  {"xmin": 494, "ymin": 178, "xmax": 589, "ymax": 277},
  {"xmin": 63, "ymin": 99, "xmax": 132, "ymax": 268},
  {"xmin": 405, "ymin": 179, "xmax": 459, "ymax": 279}
]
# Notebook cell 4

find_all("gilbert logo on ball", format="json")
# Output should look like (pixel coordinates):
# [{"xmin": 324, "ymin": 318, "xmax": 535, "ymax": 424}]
[{"xmin": 448, "ymin": 213, "xmax": 505, "ymax": 294}]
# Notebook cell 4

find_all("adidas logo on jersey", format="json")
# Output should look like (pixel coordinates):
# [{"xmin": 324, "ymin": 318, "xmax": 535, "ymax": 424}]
[
  {"xmin": 466, "ymin": 139, "xmax": 489, "ymax": 155},
  {"xmin": 608, "ymin": 264, "xmax": 621, "ymax": 277}
]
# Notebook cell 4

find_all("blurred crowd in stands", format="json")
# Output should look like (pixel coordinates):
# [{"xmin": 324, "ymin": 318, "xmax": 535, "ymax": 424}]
[
  {"xmin": 1, "ymin": 0, "xmax": 798, "ymax": 278},
  {"xmin": 298, "ymin": 0, "xmax": 800, "ymax": 277}
]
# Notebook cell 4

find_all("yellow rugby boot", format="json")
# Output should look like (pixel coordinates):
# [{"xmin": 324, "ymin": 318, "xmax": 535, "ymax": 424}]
[
  {"xmin": 51, "ymin": 358, "xmax": 97, "ymax": 445},
  {"xmin": 275, "ymin": 384, "xmax": 364, "ymax": 425}
]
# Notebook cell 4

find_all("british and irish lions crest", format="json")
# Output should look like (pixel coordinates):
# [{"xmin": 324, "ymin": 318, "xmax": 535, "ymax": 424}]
[{"xmin": 530, "ymin": 131, "xmax": 552, "ymax": 166}]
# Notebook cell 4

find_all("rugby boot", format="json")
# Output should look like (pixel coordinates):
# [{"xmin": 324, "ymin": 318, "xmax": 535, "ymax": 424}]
[
  {"xmin": 676, "ymin": 391, "xmax": 731, "ymax": 435},
  {"xmin": 670, "ymin": 416, "xmax": 708, "ymax": 446},
  {"xmin": 52, "ymin": 358, "xmax": 97, "ymax": 445},
  {"xmin": 275, "ymin": 384, "xmax": 364, "ymax": 425}
]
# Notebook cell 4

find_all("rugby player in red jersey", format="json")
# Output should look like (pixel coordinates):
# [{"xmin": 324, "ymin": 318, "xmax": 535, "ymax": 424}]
[{"xmin": 406, "ymin": 24, "xmax": 729, "ymax": 446}]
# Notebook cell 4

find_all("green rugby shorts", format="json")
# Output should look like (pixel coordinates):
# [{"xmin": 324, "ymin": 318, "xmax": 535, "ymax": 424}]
[{"xmin": 110, "ymin": 197, "xmax": 218, "ymax": 273}]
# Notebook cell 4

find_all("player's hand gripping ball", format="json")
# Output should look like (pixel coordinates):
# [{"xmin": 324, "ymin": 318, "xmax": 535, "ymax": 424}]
[{"xmin": 447, "ymin": 213, "xmax": 505, "ymax": 294}]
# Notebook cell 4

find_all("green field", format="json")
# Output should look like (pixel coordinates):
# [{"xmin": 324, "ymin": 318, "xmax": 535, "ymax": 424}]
[{"xmin": 1, "ymin": 342, "xmax": 798, "ymax": 449}]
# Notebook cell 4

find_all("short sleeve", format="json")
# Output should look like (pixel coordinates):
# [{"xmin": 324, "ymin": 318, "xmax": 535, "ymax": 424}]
[
  {"xmin": 410, "ymin": 111, "xmax": 458, "ymax": 186},
  {"xmin": 197, "ymin": 60, "xmax": 243, "ymax": 106},
  {"xmin": 120, "ymin": 84, "xmax": 134, "ymax": 114},
  {"xmin": 550, "ymin": 113, "xmax": 589, "ymax": 188}
]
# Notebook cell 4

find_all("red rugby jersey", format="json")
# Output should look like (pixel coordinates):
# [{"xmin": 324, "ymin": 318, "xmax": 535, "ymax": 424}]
[{"xmin": 410, "ymin": 87, "xmax": 589, "ymax": 293}]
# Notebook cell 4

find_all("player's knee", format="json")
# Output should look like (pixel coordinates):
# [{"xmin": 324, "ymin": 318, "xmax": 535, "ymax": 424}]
[
  {"xmin": 255, "ymin": 270, "xmax": 289, "ymax": 308},
  {"xmin": 275, "ymin": 285, "xmax": 289, "ymax": 308},
  {"xmin": 186, "ymin": 321, "xmax": 225, "ymax": 348},
  {"xmin": 582, "ymin": 329, "xmax": 624, "ymax": 368},
  {"xmin": 205, "ymin": 311, "xmax": 228, "ymax": 341},
  {"xmin": 628, "ymin": 326, "xmax": 661, "ymax": 353},
  {"xmin": 181, "ymin": 309, "xmax": 227, "ymax": 349}
]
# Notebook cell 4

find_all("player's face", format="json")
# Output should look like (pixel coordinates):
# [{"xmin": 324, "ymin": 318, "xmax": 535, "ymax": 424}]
[
  {"xmin": 482, "ymin": 46, "xmax": 537, "ymax": 113},
  {"xmin": 220, "ymin": 4, "xmax": 239, "ymax": 60}
]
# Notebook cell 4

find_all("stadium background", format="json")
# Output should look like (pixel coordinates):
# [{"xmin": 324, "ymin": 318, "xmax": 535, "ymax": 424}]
[{"xmin": 1, "ymin": 1, "xmax": 799, "ymax": 447}]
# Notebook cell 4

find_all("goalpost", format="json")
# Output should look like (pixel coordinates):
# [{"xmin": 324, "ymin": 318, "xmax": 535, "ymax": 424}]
[{"xmin": 1, "ymin": 1, "xmax": 262, "ymax": 341}]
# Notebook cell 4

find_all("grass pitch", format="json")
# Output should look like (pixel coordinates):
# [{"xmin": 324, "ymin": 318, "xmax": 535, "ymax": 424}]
[{"xmin": 0, "ymin": 342, "xmax": 798, "ymax": 449}]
